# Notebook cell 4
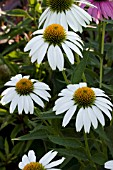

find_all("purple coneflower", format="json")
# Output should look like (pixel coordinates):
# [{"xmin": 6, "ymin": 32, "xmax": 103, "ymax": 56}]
[{"xmin": 80, "ymin": 0, "xmax": 113, "ymax": 24}]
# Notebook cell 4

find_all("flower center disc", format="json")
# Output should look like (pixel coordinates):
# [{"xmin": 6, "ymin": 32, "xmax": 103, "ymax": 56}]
[
  {"xmin": 23, "ymin": 162, "xmax": 45, "ymax": 170},
  {"xmin": 16, "ymin": 78, "xmax": 33, "ymax": 95},
  {"xmin": 47, "ymin": 0, "xmax": 74, "ymax": 12},
  {"xmin": 43, "ymin": 24, "xmax": 66, "ymax": 45},
  {"xmin": 74, "ymin": 87, "xmax": 96, "ymax": 107}
]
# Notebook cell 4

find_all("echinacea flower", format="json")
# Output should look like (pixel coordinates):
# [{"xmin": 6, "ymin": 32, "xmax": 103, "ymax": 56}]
[
  {"xmin": 24, "ymin": 24, "xmax": 83, "ymax": 71},
  {"xmin": 80, "ymin": 0, "xmax": 113, "ymax": 24},
  {"xmin": 1, "ymin": 74, "xmax": 51, "ymax": 114},
  {"xmin": 19, "ymin": 150, "xmax": 65, "ymax": 170},
  {"xmin": 104, "ymin": 160, "xmax": 113, "ymax": 170},
  {"xmin": 38, "ymin": 0, "xmax": 93, "ymax": 33},
  {"xmin": 53, "ymin": 82, "xmax": 113, "ymax": 133}
]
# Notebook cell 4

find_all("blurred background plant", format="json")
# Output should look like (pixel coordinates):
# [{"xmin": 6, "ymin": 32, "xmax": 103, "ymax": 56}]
[{"xmin": 0, "ymin": 0, "xmax": 113, "ymax": 170}]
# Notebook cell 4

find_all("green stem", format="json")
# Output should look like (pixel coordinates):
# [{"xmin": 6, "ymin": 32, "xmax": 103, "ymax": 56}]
[
  {"xmin": 84, "ymin": 132, "xmax": 97, "ymax": 169},
  {"xmin": 99, "ymin": 22, "xmax": 106, "ymax": 88},
  {"xmin": 84, "ymin": 132, "xmax": 91, "ymax": 159},
  {"xmin": 75, "ymin": 54, "xmax": 86, "ymax": 82},
  {"xmin": 62, "ymin": 70, "xmax": 69, "ymax": 84}
]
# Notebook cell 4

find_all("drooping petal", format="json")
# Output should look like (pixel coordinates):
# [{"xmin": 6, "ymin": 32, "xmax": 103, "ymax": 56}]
[
  {"xmin": 76, "ymin": 108, "xmax": 84, "ymax": 132},
  {"xmin": 62, "ymin": 43, "xmax": 74, "ymax": 64},
  {"xmin": 83, "ymin": 108, "xmax": 91, "ymax": 133},
  {"xmin": 30, "ymin": 93, "xmax": 44, "ymax": 108},
  {"xmin": 54, "ymin": 45, "xmax": 64, "ymax": 71},
  {"xmin": 62, "ymin": 105, "xmax": 77, "ymax": 127},
  {"xmin": 47, "ymin": 45, "xmax": 57, "ymax": 70}
]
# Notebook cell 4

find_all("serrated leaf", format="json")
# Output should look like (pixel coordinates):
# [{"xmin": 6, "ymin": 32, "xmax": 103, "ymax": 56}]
[{"xmin": 49, "ymin": 136, "xmax": 82, "ymax": 148}]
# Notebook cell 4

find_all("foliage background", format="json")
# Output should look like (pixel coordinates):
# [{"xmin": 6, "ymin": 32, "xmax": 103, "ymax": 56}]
[{"xmin": 0, "ymin": 0, "xmax": 113, "ymax": 169}]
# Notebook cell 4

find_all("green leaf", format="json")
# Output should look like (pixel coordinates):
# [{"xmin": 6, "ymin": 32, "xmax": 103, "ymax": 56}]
[
  {"xmin": 6, "ymin": 9, "xmax": 32, "ymax": 19},
  {"xmin": 49, "ymin": 136, "xmax": 82, "ymax": 149},
  {"xmin": 56, "ymin": 148, "xmax": 88, "ymax": 161},
  {"xmin": 4, "ymin": 138, "xmax": 9, "ymax": 156},
  {"xmin": 71, "ymin": 52, "xmax": 88, "ymax": 83},
  {"xmin": 91, "ymin": 152, "xmax": 106, "ymax": 165},
  {"xmin": 94, "ymin": 125, "xmax": 109, "ymax": 142},
  {"xmin": 34, "ymin": 109, "xmax": 63, "ymax": 119},
  {"xmin": 13, "ymin": 129, "xmax": 48, "ymax": 141},
  {"xmin": 105, "ymin": 126, "xmax": 113, "ymax": 157},
  {"xmin": 0, "ymin": 151, "xmax": 6, "ymax": 161}
]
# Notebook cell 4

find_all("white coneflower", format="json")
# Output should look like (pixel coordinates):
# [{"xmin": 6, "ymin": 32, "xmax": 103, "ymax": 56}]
[
  {"xmin": 19, "ymin": 150, "xmax": 65, "ymax": 170},
  {"xmin": 24, "ymin": 24, "xmax": 83, "ymax": 71},
  {"xmin": 1, "ymin": 74, "xmax": 51, "ymax": 114},
  {"xmin": 53, "ymin": 82, "xmax": 113, "ymax": 133},
  {"xmin": 38, "ymin": 0, "xmax": 94, "ymax": 33}
]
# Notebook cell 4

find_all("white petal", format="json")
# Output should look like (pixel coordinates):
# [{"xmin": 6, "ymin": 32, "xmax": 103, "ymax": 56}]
[
  {"xmin": 45, "ymin": 157, "xmax": 65, "ymax": 169},
  {"xmin": 92, "ymin": 105, "xmax": 105, "ymax": 126},
  {"xmin": 28, "ymin": 150, "xmax": 36, "ymax": 162},
  {"xmin": 96, "ymin": 97, "xmax": 113, "ymax": 107},
  {"xmin": 95, "ymin": 100, "xmax": 112, "ymax": 111},
  {"xmin": 55, "ymin": 100, "xmax": 75, "ymax": 115},
  {"xmin": 18, "ymin": 95, "xmax": 24, "ymax": 114},
  {"xmin": 1, "ymin": 90, "xmax": 17, "ymax": 105},
  {"xmin": 27, "ymin": 95, "xmax": 34, "ymax": 114},
  {"xmin": 30, "ymin": 93, "xmax": 44, "ymax": 108},
  {"xmin": 1, "ymin": 87, "xmax": 15, "ymax": 96},
  {"xmin": 87, "ymin": 107, "xmax": 98, "ymax": 129},
  {"xmin": 60, "ymin": 12, "xmax": 68, "ymax": 30},
  {"xmin": 104, "ymin": 160, "xmax": 113, "ymax": 169},
  {"xmin": 73, "ymin": 4, "xmax": 92, "ymax": 21},
  {"xmin": 62, "ymin": 43, "xmax": 74, "ymax": 64},
  {"xmin": 18, "ymin": 162, "xmax": 25, "ymax": 169},
  {"xmin": 29, "ymin": 37, "xmax": 45, "ymax": 56},
  {"xmin": 47, "ymin": 45, "xmax": 57, "ymax": 70},
  {"xmin": 67, "ymin": 84, "xmax": 79, "ymax": 92},
  {"xmin": 58, "ymin": 88, "xmax": 74, "ymax": 97},
  {"xmin": 10, "ymin": 93, "xmax": 20, "ymax": 113},
  {"xmin": 23, "ymin": 96, "xmax": 29, "ymax": 114},
  {"xmin": 94, "ymin": 102, "xmax": 112, "ymax": 120},
  {"xmin": 24, "ymin": 36, "xmax": 43, "ymax": 52},
  {"xmin": 39, "ymin": 150, "xmax": 57, "ymax": 166},
  {"xmin": 83, "ymin": 108, "xmax": 91, "ymax": 133},
  {"xmin": 34, "ymin": 82, "xmax": 50, "ymax": 90},
  {"xmin": 79, "ymin": 82, "xmax": 87, "ymax": 88},
  {"xmin": 33, "ymin": 89, "xmax": 50, "ymax": 101},
  {"xmin": 55, "ymin": 45, "xmax": 64, "ymax": 71},
  {"xmin": 76, "ymin": 108, "xmax": 84, "ymax": 132},
  {"xmin": 67, "ymin": 37, "xmax": 83, "ymax": 50},
  {"xmin": 54, "ymin": 96, "xmax": 73, "ymax": 110},
  {"xmin": 22, "ymin": 155, "xmax": 30, "ymax": 165},
  {"xmin": 33, "ymin": 29, "xmax": 44, "ymax": 35},
  {"xmin": 65, "ymin": 41, "xmax": 83, "ymax": 58},
  {"xmin": 43, "ymin": 11, "xmax": 53, "ymax": 28},
  {"xmin": 66, "ymin": 10, "xmax": 79, "ymax": 32},
  {"xmin": 39, "ymin": 7, "xmax": 50, "ymax": 24},
  {"xmin": 37, "ymin": 42, "xmax": 49, "ymax": 64},
  {"xmin": 71, "ymin": 6, "xmax": 87, "ymax": 27},
  {"xmin": 62, "ymin": 105, "xmax": 77, "ymax": 127}
]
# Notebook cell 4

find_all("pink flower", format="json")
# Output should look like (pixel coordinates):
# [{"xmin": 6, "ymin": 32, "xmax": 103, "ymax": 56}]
[{"xmin": 80, "ymin": 0, "xmax": 113, "ymax": 24}]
